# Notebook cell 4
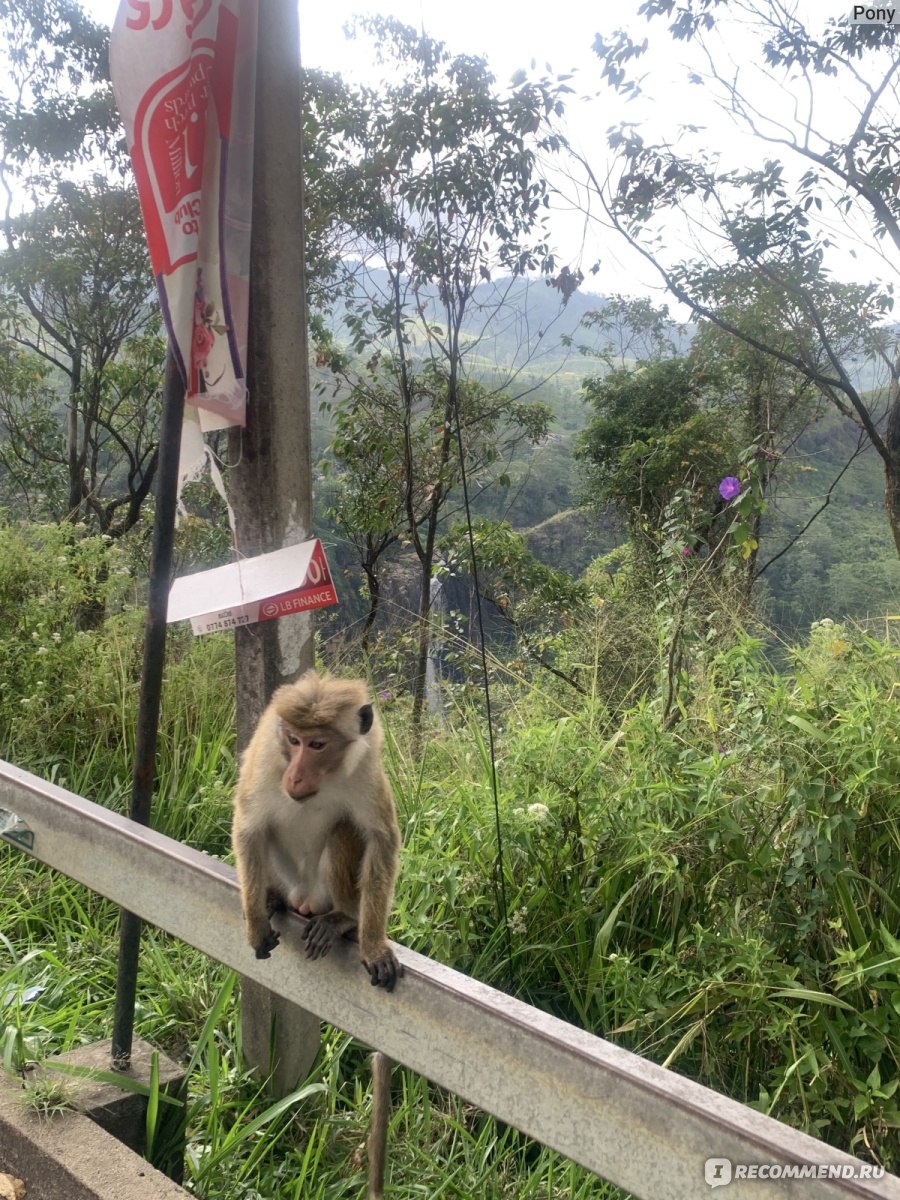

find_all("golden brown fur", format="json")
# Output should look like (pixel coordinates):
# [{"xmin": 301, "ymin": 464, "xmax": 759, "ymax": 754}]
[
  {"xmin": 232, "ymin": 670, "xmax": 401, "ymax": 989},
  {"xmin": 233, "ymin": 672, "xmax": 401, "ymax": 1198},
  {"xmin": 272, "ymin": 675, "xmax": 374, "ymax": 738}
]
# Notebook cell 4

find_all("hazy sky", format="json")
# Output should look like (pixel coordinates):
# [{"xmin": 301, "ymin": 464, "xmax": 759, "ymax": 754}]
[
  {"xmin": 87, "ymin": 0, "xmax": 852, "ymax": 73},
  {"xmin": 84, "ymin": 0, "xmax": 887, "ymax": 302}
]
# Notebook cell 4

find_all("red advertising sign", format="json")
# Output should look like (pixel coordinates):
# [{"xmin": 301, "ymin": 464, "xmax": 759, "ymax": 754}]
[
  {"xmin": 110, "ymin": 0, "xmax": 258, "ymax": 430},
  {"xmin": 166, "ymin": 539, "xmax": 339, "ymax": 636}
]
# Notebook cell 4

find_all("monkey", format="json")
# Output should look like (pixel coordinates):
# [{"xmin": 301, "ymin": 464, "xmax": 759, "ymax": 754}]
[
  {"xmin": 233, "ymin": 672, "xmax": 402, "ymax": 1196},
  {"xmin": 232, "ymin": 670, "xmax": 402, "ymax": 991}
]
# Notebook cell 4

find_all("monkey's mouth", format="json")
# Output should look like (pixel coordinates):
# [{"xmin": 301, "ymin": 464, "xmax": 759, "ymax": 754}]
[{"xmin": 287, "ymin": 788, "xmax": 318, "ymax": 802}]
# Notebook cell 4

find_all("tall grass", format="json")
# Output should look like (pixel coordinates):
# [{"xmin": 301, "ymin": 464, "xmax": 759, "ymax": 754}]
[{"xmin": 1, "ymin": 522, "xmax": 897, "ymax": 1190}]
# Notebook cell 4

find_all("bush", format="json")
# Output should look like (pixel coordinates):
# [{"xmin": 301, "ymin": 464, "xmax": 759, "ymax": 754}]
[{"xmin": 1, "ymin": 515, "xmax": 896, "ymax": 1175}]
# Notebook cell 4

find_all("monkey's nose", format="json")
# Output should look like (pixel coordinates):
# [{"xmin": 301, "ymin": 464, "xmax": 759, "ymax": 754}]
[{"xmin": 288, "ymin": 787, "xmax": 318, "ymax": 802}]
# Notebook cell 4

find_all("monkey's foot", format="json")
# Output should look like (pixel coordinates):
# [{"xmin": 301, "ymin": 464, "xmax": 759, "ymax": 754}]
[
  {"xmin": 253, "ymin": 928, "xmax": 281, "ymax": 959},
  {"xmin": 364, "ymin": 948, "xmax": 402, "ymax": 992},
  {"xmin": 302, "ymin": 913, "xmax": 342, "ymax": 960}
]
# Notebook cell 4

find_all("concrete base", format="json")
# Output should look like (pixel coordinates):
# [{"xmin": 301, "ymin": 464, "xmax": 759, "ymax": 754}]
[
  {"xmin": 44, "ymin": 1037, "xmax": 186, "ymax": 1162},
  {"xmin": 240, "ymin": 976, "xmax": 320, "ymax": 1098},
  {"xmin": 0, "ymin": 1072, "xmax": 189, "ymax": 1200}
]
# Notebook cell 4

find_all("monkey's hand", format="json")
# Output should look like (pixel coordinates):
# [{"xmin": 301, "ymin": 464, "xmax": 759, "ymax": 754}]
[
  {"xmin": 364, "ymin": 946, "xmax": 402, "ymax": 992},
  {"xmin": 253, "ymin": 927, "xmax": 281, "ymax": 959},
  {"xmin": 302, "ymin": 912, "xmax": 343, "ymax": 960}
]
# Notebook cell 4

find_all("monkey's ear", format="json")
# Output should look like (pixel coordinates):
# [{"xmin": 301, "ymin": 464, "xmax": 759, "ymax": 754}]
[{"xmin": 358, "ymin": 704, "xmax": 374, "ymax": 735}]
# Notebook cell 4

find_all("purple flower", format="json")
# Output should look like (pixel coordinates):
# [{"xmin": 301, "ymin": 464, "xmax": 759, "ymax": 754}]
[
  {"xmin": 719, "ymin": 476, "xmax": 741, "ymax": 501},
  {"xmin": 681, "ymin": 545, "xmax": 693, "ymax": 557}
]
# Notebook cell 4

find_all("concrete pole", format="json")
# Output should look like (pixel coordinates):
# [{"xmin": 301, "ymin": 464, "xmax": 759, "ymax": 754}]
[{"xmin": 228, "ymin": 0, "xmax": 319, "ymax": 1096}]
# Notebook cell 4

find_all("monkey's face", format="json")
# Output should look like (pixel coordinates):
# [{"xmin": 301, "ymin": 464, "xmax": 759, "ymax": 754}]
[{"xmin": 279, "ymin": 722, "xmax": 348, "ymax": 801}]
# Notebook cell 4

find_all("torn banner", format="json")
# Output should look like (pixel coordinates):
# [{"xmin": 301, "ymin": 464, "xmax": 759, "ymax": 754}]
[{"xmin": 110, "ymin": 0, "xmax": 259, "ymax": 434}]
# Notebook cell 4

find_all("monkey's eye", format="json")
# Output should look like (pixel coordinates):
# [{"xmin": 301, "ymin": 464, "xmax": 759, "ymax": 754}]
[
  {"xmin": 285, "ymin": 733, "xmax": 301, "ymax": 747},
  {"xmin": 308, "ymin": 739, "xmax": 326, "ymax": 751}
]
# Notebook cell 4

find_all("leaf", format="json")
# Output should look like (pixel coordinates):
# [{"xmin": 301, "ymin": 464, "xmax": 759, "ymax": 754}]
[
  {"xmin": 770, "ymin": 987, "xmax": 854, "ymax": 1010},
  {"xmin": 784, "ymin": 714, "xmax": 827, "ymax": 741},
  {"xmin": 145, "ymin": 1050, "xmax": 160, "ymax": 1159},
  {"xmin": 43, "ymin": 1061, "xmax": 183, "ymax": 1105}
]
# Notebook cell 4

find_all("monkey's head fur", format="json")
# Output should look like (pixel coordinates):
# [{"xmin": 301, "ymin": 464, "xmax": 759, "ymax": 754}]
[{"xmin": 271, "ymin": 671, "xmax": 380, "ymax": 747}]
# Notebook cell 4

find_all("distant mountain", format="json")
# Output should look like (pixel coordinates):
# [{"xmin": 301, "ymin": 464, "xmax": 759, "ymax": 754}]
[{"xmin": 324, "ymin": 268, "xmax": 663, "ymax": 379}]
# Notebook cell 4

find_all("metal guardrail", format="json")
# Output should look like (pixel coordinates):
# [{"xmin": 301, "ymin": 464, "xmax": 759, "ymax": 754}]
[{"xmin": 2, "ymin": 759, "xmax": 898, "ymax": 1200}]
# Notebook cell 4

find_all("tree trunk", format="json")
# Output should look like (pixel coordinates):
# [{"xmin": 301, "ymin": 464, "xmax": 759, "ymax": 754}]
[
  {"xmin": 66, "ymin": 354, "xmax": 83, "ymax": 522},
  {"xmin": 361, "ymin": 558, "xmax": 381, "ymax": 652},
  {"xmin": 75, "ymin": 558, "xmax": 109, "ymax": 631},
  {"xmin": 410, "ymin": 556, "xmax": 432, "ymax": 740},
  {"xmin": 885, "ymin": 375, "xmax": 900, "ymax": 558}
]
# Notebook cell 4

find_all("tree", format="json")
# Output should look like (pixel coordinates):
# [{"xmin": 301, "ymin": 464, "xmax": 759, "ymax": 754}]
[
  {"xmin": 328, "ymin": 361, "xmax": 551, "ymax": 655},
  {"xmin": 441, "ymin": 517, "xmax": 590, "ymax": 693},
  {"xmin": 0, "ymin": 1, "xmax": 161, "ymax": 536},
  {"xmin": 0, "ymin": 0, "xmax": 120, "ymax": 187},
  {"xmin": 0, "ymin": 182, "xmax": 161, "ymax": 531},
  {"xmin": 585, "ymin": 5, "xmax": 900, "ymax": 553},
  {"xmin": 576, "ymin": 279, "xmax": 846, "ymax": 589},
  {"xmin": 320, "ymin": 19, "xmax": 567, "ymax": 728},
  {"xmin": 576, "ymin": 354, "xmax": 742, "ymax": 560}
]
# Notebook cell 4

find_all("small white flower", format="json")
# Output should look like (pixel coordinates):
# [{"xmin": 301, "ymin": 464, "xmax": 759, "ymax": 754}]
[
  {"xmin": 509, "ymin": 908, "xmax": 528, "ymax": 935},
  {"xmin": 56, "ymin": 555, "xmax": 67, "ymax": 564},
  {"xmin": 51, "ymin": 632, "xmax": 62, "ymax": 644},
  {"xmin": 527, "ymin": 802, "xmax": 550, "ymax": 821},
  {"xmin": 36, "ymin": 646, "xmax": 48, "ymax": 655}
]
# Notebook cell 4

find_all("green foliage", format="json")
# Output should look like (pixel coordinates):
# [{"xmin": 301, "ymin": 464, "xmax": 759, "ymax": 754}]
[
  {"xmin": 0, "ymin": 0, "xmax": 120, "ymax": 173},
  {"xmin": 0, "ymin": 180, "xmax": 160, "ymax": 534},
  {"xmin": 309, "ymin": 18, "xmax": 569, "ymax": 709},
  {"xmin": 0, "ymin": 520, "xmax": 138, "ymax": 758},
  {"xmin": 441, "ymin": 517, "xmax": 590, "ymax": 691},
  {"xmin": 1, "ymin": 509, "xmax": 898, "ymax": 1186},
  {"xmin": 410, "ymin": 632, "xmax": 900, "ymax": 1164},
  {"xmin": 342, "ymin": 16, "xmax": 566, "ymax": 288},
  {"xmin": 21, "ymin": 1072, "xmax": 76, "ymax": 1118},
  {"xmin": 577, "ymin": 355, "xmax": 740, "ymax": 532},
  {"xmin": 575, "ymin": 293, "xmax": 684, "ymax": 367},
  {"xmin": 0, "ymin": 519, "xmax": 236, "ymax": 850},
  {"xmin": 0, "ymin": 351, "xmax": 66, "ymax": 518},
  {"xmin": 330, "ymin": 366, "xmax": 550, "ymax": 545},
  {"xmin": 757, "ymin": 407, "xmax": 900, "ymax": 636},
  {"xmin": 0, "ymin": 6, "xmax": 161, "ymax": 535},
  {"xmin": 586, "ymin": 6, "xmax": 900, "ymax": 554}
]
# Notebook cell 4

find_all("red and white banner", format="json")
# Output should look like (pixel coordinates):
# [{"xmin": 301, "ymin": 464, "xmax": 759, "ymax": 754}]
[{"xmin": 110, "ymin": 0, "xmax": 258, "ymax": 431}]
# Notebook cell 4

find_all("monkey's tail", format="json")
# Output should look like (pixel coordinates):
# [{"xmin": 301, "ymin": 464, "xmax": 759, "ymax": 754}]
[{"xmin": 367, "ymin": 1051, "xmax": 392, "ymax": 1200}]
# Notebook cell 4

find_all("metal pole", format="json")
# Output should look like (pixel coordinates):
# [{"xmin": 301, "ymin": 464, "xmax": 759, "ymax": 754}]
[{"xmin": 111, "ymin": 348, "xmax": 185, "ymax": 1067}]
